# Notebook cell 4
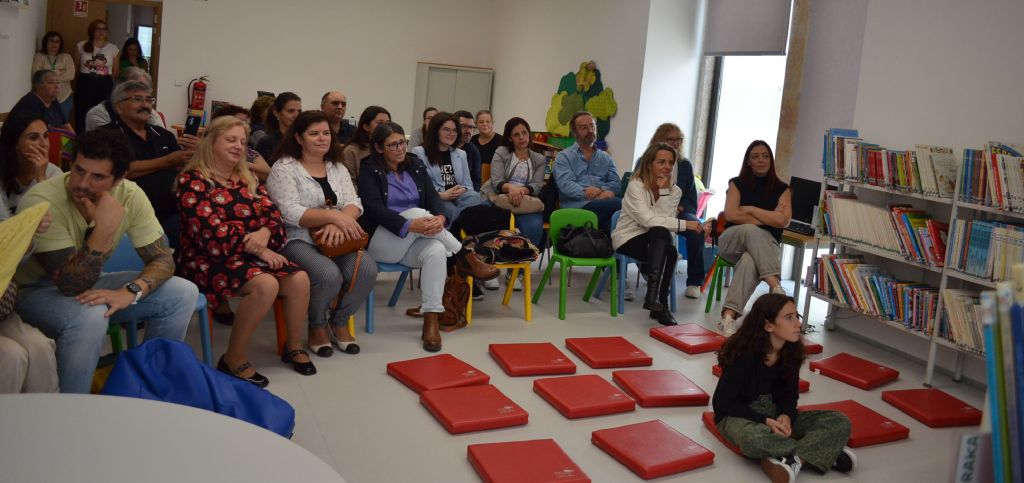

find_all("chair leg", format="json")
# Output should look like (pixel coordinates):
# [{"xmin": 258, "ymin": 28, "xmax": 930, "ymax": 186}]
[
  {"xmin": 107, "ymin": 325, "xmax": 124, "ymax": 354},
  {"xmin": 715, "ymin": 265, "xmax": 724, "ymax": 302},
  {"xmin": 617, "ymin": 260, "xmax": 626, "ymax": 314},
  {"xmin": 346, "ymin": 315, "xmax": 356, "ymax": 338},
  {"xmin": 533, "ymin": 258, "xmax": 555, "ymax": 303},
  {"xmin": 583, "ymin": 267, "xmax": 603, "ymax": 301},
  {"xmin": 196, "ymin": 300, "xmax": 213, "ymax": 366},
  {"xmin": 502, "ymin": 267, "xmax": 516, "ymax": 306},
  {"xmin": 365, "ymin": 290, "xmax": 375, "ymax": 334},
  {"xmin": 522, "ymin": 267, "xmax": 532, "ymax": 322},
  {"xmin": 558, "ymin": 263, "xmax": 568, "ymax": 320},
  {"xmin": 388, "ymin": 271, "xmax": 409, "ymax": 307},
  {"xmin": 609, "ymin": 262, "xmax": 618, "ymax": 317},
  {"xmin": 670, "ymin": 276, "xmax": 677, "ymax": 313},
  {"xmin": 465, "ymin": 275, "xmax": 474, "ymax": 326},
  {"xmin": 701, "ymin": 258, "xmax": 717, "ymax": 292},
  {"xmin": 125, "ymin": 321, "xmax": 139, "ymax": 349},
  {"xmin": 592, "ymin": 265, "xmax": 610, "ymax": 300},
  {"xmin": 273, "ymin": 298, "xmax": 286, "ymax": 356},
  {"xmin": 705, "ymin": 264, "xmax": 719, "ymax": 314}
]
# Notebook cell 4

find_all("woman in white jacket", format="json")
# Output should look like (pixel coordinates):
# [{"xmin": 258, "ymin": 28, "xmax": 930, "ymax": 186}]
[{"xmin": 612, "ymin": 143, "xmax": 705, "ymax": 325}]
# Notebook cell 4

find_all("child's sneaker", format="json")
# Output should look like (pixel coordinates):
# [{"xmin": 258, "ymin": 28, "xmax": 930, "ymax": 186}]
[
  {"xmin": 760, "ymin": 455, "xmax": 800, "ymax": 483},
  {"xmin": 684, "ymin": 285, "xmax": 700, "ymax": 299},
  {"xmin": 832, "ymin": 447, "xmax": 856, "ymax": 473},
  {"xmin": 717, "ymin": 314, "xmax": 738, "ymax": 336}
]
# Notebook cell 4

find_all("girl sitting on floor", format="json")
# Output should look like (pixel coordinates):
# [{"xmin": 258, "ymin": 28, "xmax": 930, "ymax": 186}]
[{"xmin": 711, "ymin": 293, "xmax": 856, "ymax": 483}]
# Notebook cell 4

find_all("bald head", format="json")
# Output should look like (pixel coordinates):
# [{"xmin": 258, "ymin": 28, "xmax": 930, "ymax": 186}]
[{"xmin": 321, "ymin": 91, "xmax": 348, "ymax": 123}]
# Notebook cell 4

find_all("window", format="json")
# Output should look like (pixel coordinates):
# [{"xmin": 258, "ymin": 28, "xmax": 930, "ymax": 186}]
[{"xmin": 135, "ymin": 25, "xmax": 154, "ymax": 58}]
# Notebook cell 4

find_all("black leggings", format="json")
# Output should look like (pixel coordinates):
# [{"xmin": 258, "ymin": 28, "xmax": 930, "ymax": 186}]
[{"xmin": 616, "ymin": 226, "xmax": 677, "ymax": 268}]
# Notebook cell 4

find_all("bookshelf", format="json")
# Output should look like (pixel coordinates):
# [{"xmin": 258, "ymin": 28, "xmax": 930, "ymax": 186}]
[{"xmin": 808, "ymin": 134, "xmax": 1023, "ymax": 386}]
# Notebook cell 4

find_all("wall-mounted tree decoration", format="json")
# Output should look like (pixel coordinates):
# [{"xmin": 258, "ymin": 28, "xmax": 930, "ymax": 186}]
[{"xmin": 545, "ymin": 61, "xmax": 617, "ymax": 148}]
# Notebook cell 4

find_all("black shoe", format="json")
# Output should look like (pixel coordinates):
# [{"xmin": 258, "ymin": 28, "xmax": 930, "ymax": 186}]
[
  {"xmin": 832, "ymin": 447, "xmax": 856, "ymax": 473},
  {"xmin": 217, "ymin": 355, "xmax": 269, "ymax": 388},
  {"xmin": 281, "ymin": 348, "xmax": 317, "ymax": 376},
  {"xmin": 649, "ymin": 309, "xmax": 677, "ymax": 326},
  {"xmin": 642, "ymin": 236, "xmax": 674, "ymax": 312},
  {"xmin": 472, "ymin": 282, "xmax": 484, "ymax": 300},
  {"xmin": 309, "ymin": 342, "xmax": 333, "ymax": 358},
  {"xmin": 332, "ymin": 339, "xmax": 361, "ymax": 355},
  {"xmin": 212, "ymin": 310, "xmax": 234, "ymax": 326}
]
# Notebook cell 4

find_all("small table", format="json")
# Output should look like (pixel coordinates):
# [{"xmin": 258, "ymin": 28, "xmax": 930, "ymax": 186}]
[{"xmin": 0, "ymin": 394, "xmax": 346, "ymax": 483}]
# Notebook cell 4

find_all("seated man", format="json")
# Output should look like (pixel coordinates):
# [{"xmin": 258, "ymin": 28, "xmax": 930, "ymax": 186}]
[
  {"xmin": 104, "ymin": 80, "xmax": 197, "ymax": 250},
  {"xmin": 553, "ymin": 111, "xmax": 622, "ymax": 231},
  {"xmin": 454, "ymin": 110, "xmax": 482, "ymax": 190},
  {"xmin": 14, "ymin": 127, "xmax": 198, "ymax": 394},
  {"xmin": 83, "ymin": 67, "xmax": 165, "ymax": 132},
  {"xmin": 320, "ymin": 91, "xmax": 355, "ymax": 143},
  {"xmin": 10, "ymin": 70, "xmax": 73, "ymax": 132}
]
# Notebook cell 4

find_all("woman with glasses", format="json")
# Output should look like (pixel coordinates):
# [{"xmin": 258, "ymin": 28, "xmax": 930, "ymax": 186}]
[
  {"xmin": 341, "ymin": 106, "xmax": 390, "ymax": 180},
  {"xmin": 31, "ymin": 31, "xmax": 75, "ymax": 121},
  {"xmin": 357, "ymin": 121, "xmax": 498, "ymax": 352},
  {"xmin": 73, "ymin": 20, "xmax": 119, "ymax": 131},
  {"xmin": 176, "ymin": 116, "xmax": 314, "ymax": 386},
  {"xmin": 411, "ymin": 112, "xmax": 482, "ymax": 221},
  {"xmin": 267, "ymin": 111, "xmax": 377, "ymax": 358},
  {"xmin": 255, "ymin": 92, "xmax": 301, "ymax": 164}
]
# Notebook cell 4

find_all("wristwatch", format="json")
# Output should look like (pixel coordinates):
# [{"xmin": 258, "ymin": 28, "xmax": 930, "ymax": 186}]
[{"xmin": 125, "ymin": 282, "xmax": 143, "ymax": 305}]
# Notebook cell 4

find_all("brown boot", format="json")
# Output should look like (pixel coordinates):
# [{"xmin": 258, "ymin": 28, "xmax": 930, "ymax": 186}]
[
  {"xmin": 422, "ymin": 312, "xmax": 442, "ymax": 352},
  {"xmin": 456, "ymin": 249, "xmax": 500, "ymax": 281}
]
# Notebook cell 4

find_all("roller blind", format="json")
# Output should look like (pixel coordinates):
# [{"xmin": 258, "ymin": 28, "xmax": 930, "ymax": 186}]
[{"xmin": 703, "ymin": 0, "xmax": 792, "ymax": 55}]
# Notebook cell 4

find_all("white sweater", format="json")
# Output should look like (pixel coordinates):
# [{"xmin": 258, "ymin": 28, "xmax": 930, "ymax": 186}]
[{"xmin": 611, "ymin": 179, "xmax": 684, "ymax": 249}]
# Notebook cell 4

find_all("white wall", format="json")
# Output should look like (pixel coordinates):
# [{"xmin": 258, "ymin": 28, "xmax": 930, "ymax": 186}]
[
  {"xmin": 488, "ymin": 0, "xmax": 650, "ymax": 171},
  {"xmin": 788, "ymin": 0, "xmax": 867, "ymax": 181},
  {"xmin": 106, "ymin": 3, "xmax": 133, "ymax": 51},
  {"xmin": 157, "ymin": 0, "xmax": 493, "ymax": 128},
  {"xmin": 0, "ymin": 0, "xmax": 48, "ymax": 112},
  {"xmin": 633, "ymin": 0, "xmax": 706, "ymax": 163}
]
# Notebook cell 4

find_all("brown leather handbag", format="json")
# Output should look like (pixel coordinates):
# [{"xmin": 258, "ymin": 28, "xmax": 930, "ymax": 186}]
[{"xmin": 310, "ymin": 227, "xmax": 368, "ymax": 258}]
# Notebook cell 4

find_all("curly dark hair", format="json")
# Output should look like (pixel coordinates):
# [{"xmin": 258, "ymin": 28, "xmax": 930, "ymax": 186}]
[
  {"xmin": 717, "ymin": 293, "xmax": 805, "ymax": 382},
  {"xmin": 74, "ymin": 126, "xmax": 133, "ymax": 179}
]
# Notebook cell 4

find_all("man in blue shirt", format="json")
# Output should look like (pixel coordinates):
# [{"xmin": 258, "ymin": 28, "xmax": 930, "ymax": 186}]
[{"xmin": 553, "ymin": 111, "xmax": 621, "ymax": 231}]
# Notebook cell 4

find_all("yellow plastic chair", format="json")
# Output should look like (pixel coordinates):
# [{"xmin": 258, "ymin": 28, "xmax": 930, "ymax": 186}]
[{"xmin": 463, "ymin": 214, "xmax": 533, "ymax": 323}]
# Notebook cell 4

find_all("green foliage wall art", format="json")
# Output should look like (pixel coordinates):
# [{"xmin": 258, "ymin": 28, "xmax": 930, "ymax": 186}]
[{"xmin": 545, "ymin": 61, "xmax": 618, "ymax": 146}]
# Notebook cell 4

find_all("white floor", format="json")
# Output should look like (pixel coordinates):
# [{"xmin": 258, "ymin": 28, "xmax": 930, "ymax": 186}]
[{"xmin": 183, "ymin": 264, "xmax": 984, "ymax": 483}]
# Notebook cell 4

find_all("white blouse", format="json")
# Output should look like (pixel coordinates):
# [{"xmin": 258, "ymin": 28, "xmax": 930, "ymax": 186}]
[{"xmin": 266, "ymin": 156, "xmax": 363, "ymax": 246}]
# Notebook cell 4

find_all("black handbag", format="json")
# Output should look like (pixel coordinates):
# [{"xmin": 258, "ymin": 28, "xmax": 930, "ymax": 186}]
[{"xmin": 556, "ymin": 222, "xmax": 613, "ymax": 258}]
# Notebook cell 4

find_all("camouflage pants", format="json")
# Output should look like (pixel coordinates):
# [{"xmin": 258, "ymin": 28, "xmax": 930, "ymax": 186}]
[{"xmin": 717, "ymin": 395, "xmax": 851, "ymax": 472}]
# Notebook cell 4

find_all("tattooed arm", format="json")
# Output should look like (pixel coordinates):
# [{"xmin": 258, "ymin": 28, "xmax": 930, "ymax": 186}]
[
  {"xmin": 134, "ymin": 237, "xmax": 175, "ymax": 295},
  {"xmin": 36, "ymin": 247, "xmax": 106, "ymax": 296}
]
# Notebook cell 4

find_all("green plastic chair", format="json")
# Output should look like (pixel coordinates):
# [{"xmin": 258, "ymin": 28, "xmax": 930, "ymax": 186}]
[
  {"xmin": 703, "ymin": 256, "xmax": 736, "ymax": 313},
  {"xmin": 532, "ymin": 208, "xmax": 618, "ymax": 320}
]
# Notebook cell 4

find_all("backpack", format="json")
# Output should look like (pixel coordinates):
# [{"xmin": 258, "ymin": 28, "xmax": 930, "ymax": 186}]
[{"xmin": 465, "ymin": 229, "xmax": 540, "ymax": 264}]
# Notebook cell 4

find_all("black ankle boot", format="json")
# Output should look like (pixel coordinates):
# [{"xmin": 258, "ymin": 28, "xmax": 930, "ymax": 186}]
[
  {"xmin": 642, "ymin": 236, "xmax": 672, "ymax": 312},
  {"xmin": 650, "ymin": 309, "xmax": 677, "ymax": 325}
]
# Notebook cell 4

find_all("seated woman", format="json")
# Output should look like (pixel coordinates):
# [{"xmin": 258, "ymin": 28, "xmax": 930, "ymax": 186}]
[
  {"xmin": 470, "ymin": 110, "xmax": 503, "ymax": 169},
  {"xmin": 340, "ymin": 106, "xmax": 390, "ymax": 180},
  {"xmin": 176, "ymin": 116, "xmax": 314, "ymax": 387},
  {"xmin": 0, "ymin": 113, "xmax": 63, "ymax": 217},
  {"xmin": 211, "ymin": 104, "xmax": 272, "ymax": 180},
  {"xmin": 255, "ymin": 92, "xmax": 301, "ymax": 164},
  {"xmin": 717, "ymin": 140, "xmax": 791, "ymax": 336},
  {"xmin": 480, "ymin": 116, "xmax": 546, "ymax": 248},
  {"xmin": 712, "ymin": 294, "xmax": 855, "ymax": 481},
  {"xmin": 612, "ymin": 143, "xmax": 704, "ymax": 326},
  {"xmin": 357, "ymin": 121, "xmax": 497, "ymax": 352},
  {"xmin": 267, "ymin": 111, "xmax": 377, "ymax": 357},
  {"xmin": 411, "ymin": 112, "xmax": 482, "ymax": 221}
]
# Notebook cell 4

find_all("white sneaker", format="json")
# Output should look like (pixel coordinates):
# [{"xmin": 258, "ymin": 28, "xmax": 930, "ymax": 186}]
[
  {"xmin": 717, "ymin": 314, "xmax": 738, "ymax": 336},
  {"xmin": 833, "ymin": 447, "xmax": 856, "ymax": 473},
  {"xmin": 771, "ymin": 285, "xmax": 788, "ymax": 296},
  {"xmin": 512, "ymin": 273, "xmax": 524, "ymax": 292},
  {"xmin": 483, "ymin": 278, "xmax": 500, "ymax": 290},
  {"xmin": 623, "ymin": 285, "xmax": 635, "ymax": 302},
  {"xmin": 760, "ymin": 455, "xmax": 800, "ymax": 483},
  {"xmin": 684, "ymin": 286, "xmax": 700, "ymax": 299}
]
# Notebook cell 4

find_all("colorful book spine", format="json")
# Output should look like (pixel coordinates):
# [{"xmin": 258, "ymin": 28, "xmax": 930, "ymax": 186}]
[{"xmin": 981, "ymin": 291, "xmax": 1008, "ymax": 483}]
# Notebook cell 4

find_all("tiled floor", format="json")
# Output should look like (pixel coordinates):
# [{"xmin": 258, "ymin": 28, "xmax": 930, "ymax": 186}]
[{"xmin": 184, "ymin": 265, "xmax": 983, "ymax": 483}]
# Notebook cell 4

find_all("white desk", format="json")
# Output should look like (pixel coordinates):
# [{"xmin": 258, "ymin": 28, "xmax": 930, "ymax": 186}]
[{"xmin": 0, "ymin": 394, "xmax": 346, "ymax": 483}]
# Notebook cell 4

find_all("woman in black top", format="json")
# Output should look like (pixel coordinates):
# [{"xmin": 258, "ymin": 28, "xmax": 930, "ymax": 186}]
[
  {"xmin": 470, "ymin": 110, "xmax": 503, "ymax": 166},
  {"xmin": 717, "ymin": 140, "xmax": 791, "ymax": 336},
  {"xmin": 255, "ymin": 92, "xmax": 301, "ymax": 164},
  {"xmin": 712, "ymin": 294, "xmax": 854, "ymax": 482}
]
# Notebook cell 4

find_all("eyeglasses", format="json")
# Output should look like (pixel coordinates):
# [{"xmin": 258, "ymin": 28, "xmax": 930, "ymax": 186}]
[
  {"xmin": 461, "ymin": 124, "xmax": 477, "ymax": 130},
  {"xmin": 328, "ymin": 101, "xmax": 347, "ymax": 107},
  {"xmin": 440, "ymin": 127, "xmax": 458, "ymax": 135},
  {"xmin": 123, "ymin": 95, "xmax": 156, "ymax": 104},
  {"xmin": 384, "ymin": 139, "xmax": 409, "ymax": 151},
  {"xmin": 665, "ymin": 137, "xmax": 684, "ymax": 143}
]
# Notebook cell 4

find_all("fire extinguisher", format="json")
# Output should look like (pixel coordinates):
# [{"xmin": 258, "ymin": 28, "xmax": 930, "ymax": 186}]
[{"xmin": 187, "ymin": 76, "xmax": 209, "ymax": 112}]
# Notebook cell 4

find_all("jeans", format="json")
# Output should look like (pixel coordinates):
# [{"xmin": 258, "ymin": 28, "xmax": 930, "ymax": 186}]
[
  {"xmin": 441, "ymin": 191, "xmax": 483, "ymax": 222},
  {"xmin": 366, "ymin": 208, "xmax": 462, "ymax": 313},
  {"xmin": 16, "ymin": 272, "xmax": 198, "ymax": 394},
  {"xmin": 582, "ymin": 197, "xmax": 622, "ymax": 232},
  {"xmin": 679, "ymin": 212, "xmax": 706, "ymax": 286},
  {"xmin": 516, "ymin": 212, "xmax": 544, "ymax": 248}
]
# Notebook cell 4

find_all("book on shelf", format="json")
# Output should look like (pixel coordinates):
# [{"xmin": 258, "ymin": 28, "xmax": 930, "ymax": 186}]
[
  {"xmin": 946, "ymin": 219, "xmax": 1024, "ymax": 282},
  {"xmin": 943, "ymin": 289, "xmax": 985, "ymax": 353},
  {"xmin": 821, "ymin": 128, "xmax": 859, "ymax": 178},
  {"xmin": 915, "ymin": 144, "xmax": 958, "ymax": 197},
  {"xmin": 979, "ymin": 264, "xmax": 1024, "ymax": 483},
  {"xmin": 962, "ymin": 142, "xmax": 1024, "ymax": 212}
]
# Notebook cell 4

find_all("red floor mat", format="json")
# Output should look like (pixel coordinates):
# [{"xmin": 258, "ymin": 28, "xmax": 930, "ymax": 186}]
[
  {"xmin": 701, "ymin": 411, "xmax": 741, "ymax": 455},
  {"xmin": 799, "ymin": 399, "xmax": 910, "ymax": 447},
  {"xmin": 386, "ymin": 354, "xmax": 490, "ymax": 394},
  {"xmin": 881, "ymin": 388, "xmax": 983, "ymax": 427},
  {"xmin": 612, "ymin": 370, "xmax": 710, "ymax": 407},
  {"xmin": 808, "ymin": 352, "xmax": 899, "ymax": 390},
  {"xmin": 649, "ymin": 324, "xmax": 725, "ymax": 354},
  {"xmin": 533, "ymin": 374, "xmax": 636, "ymax": 419},
  {"xmin": 593, "ymin": 419, "xmax": 715, "ymax": 479},
  {"xmin": 564, "ymin": 337, "xmax": 652, "ymax": 368},
  {"xmin": 468, "ymin": 439, "xmax": 591, "ymax": 483},
  {"xmin": 488, "ymin": 342, "xmax": 577, "ymax": 376},
  {"xmin": 711, "ymin": 364, "xmax": 809, "ymax": 393},
  {"xmin": 420, "ymin": 384, "xmax": 528, "ymax": 434},
  {"xmin": 804, "ymin": 341, "xmax": 823, "ymax": 354}
]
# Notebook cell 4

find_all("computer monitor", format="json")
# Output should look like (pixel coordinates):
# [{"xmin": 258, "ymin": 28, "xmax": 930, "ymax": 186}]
[{"xmin": 789, "ymin": 176, "xmax": 822, "ymax": 225}]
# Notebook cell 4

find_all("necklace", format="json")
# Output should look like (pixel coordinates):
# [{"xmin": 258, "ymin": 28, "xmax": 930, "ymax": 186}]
[{"xmin": 47, "ymin": 54, "xmax": 58, "ymax": 70}]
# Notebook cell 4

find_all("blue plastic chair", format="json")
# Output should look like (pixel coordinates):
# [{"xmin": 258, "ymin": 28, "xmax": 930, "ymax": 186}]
[
  {"xmin": 104, "ymin": 235, "xmax": 213, "ymax": 366},
  {"xmin": 592, "ymin": 211, "xmax": 677, "ymax": 314},
  {"xmin": 363, "ymin": 262, "xmax": 415, "ymax": 334}
]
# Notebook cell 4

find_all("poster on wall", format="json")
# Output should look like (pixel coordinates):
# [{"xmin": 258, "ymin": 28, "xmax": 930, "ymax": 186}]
[{"xmin": 73, "ymin": 0, "xmax": 88, "ymax": 17}]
